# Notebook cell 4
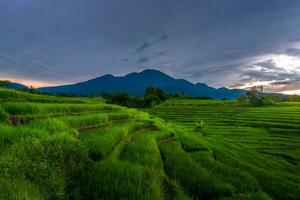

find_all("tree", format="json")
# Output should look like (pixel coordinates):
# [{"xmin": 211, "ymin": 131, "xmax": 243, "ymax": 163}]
[
  {"xmin": 237, "ymin": 95, "xmax": 248, "ymax": 105},
  {"xmin": 143, "ymin": 95, "xmax": 161, "ymax": 107},
  {"xmin": 0, "ymin": 80, "xmax": 10, "ymax": 87},
  {"xmin": 145, "ymin": 87, "xmax": 167, "ymax": 100},
  {"xmin": 246, "ymin": 86, "xmax": 263, "ymax": 106},
  {"xmin": 28, "ymin": 86, "xmax": 41, "ymax": 94},
  {"xmin": 102, "ymin": 87, "xmax": 168, "ymax": 108},
  {"xmin": 239, "ymin": 86, "xmax": 275, "ymax": 106},
  {"xmin": 144, "ymin": 87, "xmax": 167, "ymax": 107},
  {"xmin": 287, "ymin": 95, "xmax": 300, "ymax": 102}
]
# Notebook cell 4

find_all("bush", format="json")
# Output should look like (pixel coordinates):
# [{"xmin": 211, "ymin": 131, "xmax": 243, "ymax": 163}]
[
  {"xmin": 195, "ymin": 120, "xmax": 205, "ymax": 132},
  {"xmin": 143, "ymin": 94, "xmax": 161, "ymax": 107},
  {"xmin": 0, "ymin": 80, "xmax": 10, "ymax": 88},
  {"xmin": 104, "ymin": 93, "xmax": 144, "ymax": 108},
  {"xmin": 103, "ymin": 87, "xmax": 168, "ymax": 108},
  {"xmin": 238, "ymin": 86, "xmax": 275, "ymax": 106},
  {"xmin": 237, "ymin": 95, "xmax": 249, "ymax": 105},
  {"xmin": 260, "ymin": 94, "xmax": 275, "ymax": 105},
  {"xmin": 287, "ymin": 94, "xmax": 300, "ymax": 101},
  {"xmin": 145, "ymin": 87, "xmax": 167, "ymax": 101},
  {"xmin": 27, "ymin": 87, "xmax": 41, "ymax": 94}
]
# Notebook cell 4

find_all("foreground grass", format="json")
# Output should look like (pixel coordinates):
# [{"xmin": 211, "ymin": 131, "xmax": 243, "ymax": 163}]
[
  {"xmin": 0, "ymin": 88, "xmax": 299, "ymax": 199},
  {"xmin": 149, "ymin": 99, "xmax": 300, "ymax": 200}
]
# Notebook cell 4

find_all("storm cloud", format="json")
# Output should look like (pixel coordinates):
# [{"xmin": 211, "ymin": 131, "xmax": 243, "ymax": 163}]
[{"xmin": 0, "ymin": 0, "xmax": 300, "ymax": 92}]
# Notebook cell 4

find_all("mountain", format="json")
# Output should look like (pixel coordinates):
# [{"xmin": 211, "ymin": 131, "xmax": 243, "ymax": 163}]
[
  {"xmin": 39, "ymin": 69, "xmax": 245, "ymax": 99},
  {"xmin": 8, "ymin": 82, "xmax": 28, "ymax": 90},
  {"xmin": 0, "ymin": 81, "xmax": 28, "ymax": 90}
]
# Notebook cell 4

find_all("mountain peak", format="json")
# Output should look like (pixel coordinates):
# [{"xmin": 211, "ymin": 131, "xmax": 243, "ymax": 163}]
[
  {"xmin": 140, "ymin": 69, "xmax": 164, "ymax": 74},
  {"xmin": 196, "ymin": 82, "xmax": 209, "ymax": 87},
  {"xmin": 39, "ymin": 69, "xmax": 245, "ymax": 99},
  {"xmin": 139, "ymin": 69, "xmax": 172, "ymax": 78},
  {"xmin": 101, "ymin": 74, "xmax": 114, "ymax": 78},
  {"xmin": 124, "ymin": 69, "xmax": 172, "ymax": 79}
]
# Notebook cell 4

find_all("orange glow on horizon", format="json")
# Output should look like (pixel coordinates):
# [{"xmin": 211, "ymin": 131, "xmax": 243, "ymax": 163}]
[{"xmin": 0, "ymin": 77, "xmax": 58, "ymax": 88}]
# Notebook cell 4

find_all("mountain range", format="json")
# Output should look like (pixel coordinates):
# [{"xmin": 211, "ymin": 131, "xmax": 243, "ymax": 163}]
[
  {"xmin": 39, "ymin": 69, "xmax": 245, "ymax": 99},
  {"xmin": 1, "ymin": 82, "xmax": 28, "ymax": 90}
]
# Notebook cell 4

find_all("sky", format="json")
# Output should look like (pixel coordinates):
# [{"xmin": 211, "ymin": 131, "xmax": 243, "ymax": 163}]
[{"xmin": 0, "ymin": 0, "xmax": 300, "ymax": 94}]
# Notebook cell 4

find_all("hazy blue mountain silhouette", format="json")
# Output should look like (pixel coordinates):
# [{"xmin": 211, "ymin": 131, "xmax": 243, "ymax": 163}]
[
  {"xmin": 39, "ymin": 69, "xmax": 245, "ymax": 99},
  {"xmin": 7, "ymin": 82, "xmax": 28, "ymax": 90}
]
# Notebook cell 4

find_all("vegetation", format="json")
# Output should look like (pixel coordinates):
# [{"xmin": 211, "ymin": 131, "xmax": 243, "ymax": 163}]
[
  {"xmin": 287, "ymin": 94, "xmax": 300, "ymax": 101},
  {"xmin": 103, "ymin": 87, "xmax": 167, "ymax": 108},
  {"xmin": 0, "ymin": 87, "xmax": 299, "ymax": 199},
  {"xmin": 27, "ymin": 86, "xmax": 41, "ymax": 94},
  {"xmin": 149, "ymin": 98, "xmax": 300, "ymax": 200},
  {"xmin": 0, "ymin": 80, "xmax": 10, "ymax": 88},
  {"xmin": 238, "ymin": 86, "xmax": 276, "ymax": 106}
]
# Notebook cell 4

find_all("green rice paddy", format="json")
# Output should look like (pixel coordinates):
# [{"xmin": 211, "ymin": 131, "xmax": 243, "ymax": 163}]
[
  {"xmin": 0, "ymin": 88, "xmax": 299, "ymax": 199},
  {"xmin": 149, "ymin": 99, "xmax": 300, "ymax": 200}
]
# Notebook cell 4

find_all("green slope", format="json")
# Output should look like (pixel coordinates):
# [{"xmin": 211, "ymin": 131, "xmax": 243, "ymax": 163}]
[
  {"xmin": 0, "ymin": 88, "xmax": 299, "ymax": 199},
  {"xmin": 148, "ymin": 99, "xmax": 300, "ymax": 200}
]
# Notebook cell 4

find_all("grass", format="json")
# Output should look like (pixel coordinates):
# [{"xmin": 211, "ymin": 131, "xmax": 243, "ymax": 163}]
[
  {"xmin": 121, "ymin": 131, "xmax": 163, "ymax": 168},
  {"xmin": 0, "ymin": 88, "xmax": 299, "ymax": 199},
  {"xmin": 78, "ymin": 160, "xmax": 144, "ymax": 199},
  {"xmin": 160, "ymin": 139, "xmax": 234, "ymax": 199},
  {"xmin": 81, "ymin": 122, "xmax": 137, "ymax": 160},
  {"xmin": 149, "ymin": 98, "xmax": 300, "ymax": 199}
]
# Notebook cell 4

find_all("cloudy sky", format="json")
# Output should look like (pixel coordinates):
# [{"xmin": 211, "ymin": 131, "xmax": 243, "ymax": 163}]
[{"xmin": 0, "ymin": 0, "xmax": 300, "ymax": 94}]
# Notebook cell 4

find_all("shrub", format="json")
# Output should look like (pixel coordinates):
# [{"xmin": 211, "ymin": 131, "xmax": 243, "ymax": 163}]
[
  {"xmin": 261, "ymin": 94, "xmax": 275, "ymax": 105},
  {"xmin": 145, "ymin": 87, "xmax": 167, "ymax": 101},
  {"xmin": 287, "ymin": 94, "xmax": 300, "ymax": 101},
  {"xmin": 28, "ymin": 87, "xmax": 41, "ymax": 94},
  {"xmin": 0, "ymin": 80, "xmax": 10, "ymax": 87},
  {"xmin": 238, "ymin": 86, "xmax": 275, "ymax": 106},
  {"xmin": 103, "ymin": 87, "xmax": 168, "ymax": 108},
  {"xmin": 237, "ymin": 95, "xmax": 249, "ymax": 105},
  {"xmin": 195, "ymin": 120, "xmax": 205, "ymax": 132},
  {"xmin": 104, "ymin": 93, "xmax": 144, "ymax": 108},
  {"xmin": 143, "ymin": 94, "xmax": 161, "ymax": 107}
]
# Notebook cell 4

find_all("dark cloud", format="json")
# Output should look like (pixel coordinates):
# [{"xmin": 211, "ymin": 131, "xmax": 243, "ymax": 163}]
[
  {"xmin": 156, "ymin": 33, "xmax": 170, "ymax": 42},
  {"xmin": 271, "ymin": 79, "xmax": 300, "ymax": 86},
  {"xmin": 136, "ymin": 51, "xmax": 167, "ymax": 64},
  {"xmin": 229, "ymin": 82, "xmax": 247, "ymax": 88},
  {"xmin": 134, "ymin": 34, "xmax": 170, "ymax": 54},
  {"xmin": 285, "ymin": 48, "xmax": 300, "ymax": 57},
  {"xmin": 238, "ymin": 65, "xmax": 298, "ymax": 83},
  {"xmin": 135, "ymin": 41, "xmax": 151, "ymax": 53},
  {"xmin": 137, "ymin": 56, "xmax": 149, "ymax": 64},
  {"xmin": 121, "ymin": 58, "xmax": 129, "ymax": 62},
  {"xmin": 152, "ymin": 51, "xmax": 167, "ymax": 58},
  {"xmin": 254, "ymin": 60, "xmax": 278, "ymax": 69},
  {"xmin": 0, "ymin": 0, "xmax": 300, "ymax": 89}
]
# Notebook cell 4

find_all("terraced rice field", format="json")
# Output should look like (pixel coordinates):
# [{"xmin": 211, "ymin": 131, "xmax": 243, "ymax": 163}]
[
  {"xmin": 0, "ymin": 88, "xmax": 299, "ymax": 199},
  {"xmin": 149, "ymin": 99, "xmax": 300, "ymax": 200},
  {"xmin": 0, "ymin": 89, "xmax": 188, "ymax": 199}
]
